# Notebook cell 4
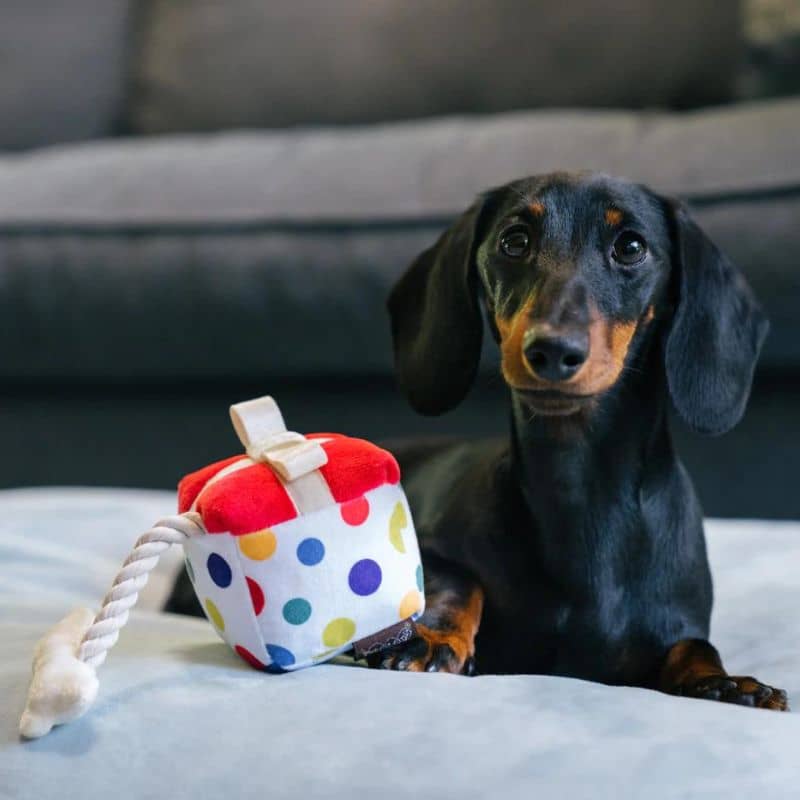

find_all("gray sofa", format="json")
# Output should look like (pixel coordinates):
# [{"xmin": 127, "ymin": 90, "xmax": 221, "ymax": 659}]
[{"xmin": 0, "ymin": 1, "xmax": 798, "ymax": 518}]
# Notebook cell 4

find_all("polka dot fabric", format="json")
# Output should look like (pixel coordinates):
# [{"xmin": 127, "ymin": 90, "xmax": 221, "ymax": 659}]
[{"xmin": 182, "ymin": 441, "xmax": 424, "ymax": 673}]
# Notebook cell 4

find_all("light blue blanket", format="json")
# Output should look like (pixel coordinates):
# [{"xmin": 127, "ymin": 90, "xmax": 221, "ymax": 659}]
[{"xmin": 1, "ymin": 488, "xmax": 798, "ymax": 799}]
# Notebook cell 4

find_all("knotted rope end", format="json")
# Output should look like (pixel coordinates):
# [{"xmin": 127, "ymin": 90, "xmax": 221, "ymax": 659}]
[{"xmin": 20, "ymin": 608, "xmax": 99, "ymax": 739}]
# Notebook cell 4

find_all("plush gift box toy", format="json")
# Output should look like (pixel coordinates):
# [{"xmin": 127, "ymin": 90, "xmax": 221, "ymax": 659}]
[
  {"xmin": 19, "ymin": 396, "xmax": 425, "ymax": 738},
  {"xmin": 181, "ymin": 397, "xmax": 425, "ymax": 672}
]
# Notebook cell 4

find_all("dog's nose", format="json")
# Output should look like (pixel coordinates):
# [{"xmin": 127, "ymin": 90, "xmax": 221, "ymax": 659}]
[{"xmin": 523, "ymin": 329, "xmax": 589, "ymax": 382}]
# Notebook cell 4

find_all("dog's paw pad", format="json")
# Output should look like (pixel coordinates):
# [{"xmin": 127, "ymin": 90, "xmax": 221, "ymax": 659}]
[
  {"xmin": 682, "ymin": 675, "xmax": 788, "ymax": 711},
  {"xmin": 366, "ymin": 629, "xmax": 475, "ymax": 675}
]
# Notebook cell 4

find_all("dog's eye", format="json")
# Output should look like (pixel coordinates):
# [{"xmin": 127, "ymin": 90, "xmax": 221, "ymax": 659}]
[
  {"xmin": 499, "ymin": 226, "xmax": 530, "ymax": 259},
  {"xmin": 612, "ymin": 231, "xmax": 648, "ymax": 266}
]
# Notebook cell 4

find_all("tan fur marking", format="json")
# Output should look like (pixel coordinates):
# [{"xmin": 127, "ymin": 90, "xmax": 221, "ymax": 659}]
[
  {"xmin": 495, "ymin": 300, "xmax": 639, "ymax": 396},
  {"xmin": 659, "ymin": 639, "xmax": 788, "ymax": 710},
  {"xmin": 529, "ymin": 201, "xmax": 545, "ymax": 217},
  {"xmin": 605, "ymin": 208, "xmax": 624, "ymax": 226},
  {"xmin": 606, "ymin": 319, "xmax": 638, "ymax": 375},
  {"xmin": 659, "ymin": 640, "xmax": 725, "ymax": 690},
  {"xmin": 416, "ymin": 587, "xmax": 484, "ymax": 665},
  {"xmin": 495, "ymin": 298, "xmax": 538, "ymax": 387},
  {"xmin": 644, "ymin": 305, "xmax": 655, "ymax": 324}
]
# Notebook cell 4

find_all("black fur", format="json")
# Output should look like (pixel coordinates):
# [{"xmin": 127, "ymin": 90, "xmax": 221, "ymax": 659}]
[
  {"xmin": 388, "ymin": 196, "xmax": 497, "ymax": 415},
  {"xmin": 381, "ymin": 173, "xmax": 784, "ymax": 707},
  {"xmin": 664, "ymin": 205, "xmax": 769, "ymax": 435}
]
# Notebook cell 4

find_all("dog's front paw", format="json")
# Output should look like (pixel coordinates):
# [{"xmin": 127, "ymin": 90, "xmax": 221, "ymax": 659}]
[
  {"xmin": 677, "ymin": 675, "xmax": 788, "ymax": 711},
  {"xmin": 366, "ymin": 626, "xmax": 476, "ymax": 675}
]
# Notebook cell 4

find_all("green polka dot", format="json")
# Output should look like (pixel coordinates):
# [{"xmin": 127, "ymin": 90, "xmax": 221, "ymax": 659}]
[
  {"xmin": 322, "ymin": 617, "xmax": 356, "ymax": 648},
  {"xmin": 416, "ymin": 564, "xmax": 424, "ymax": 592},
  {"xmin": 283, "ymin": 598, "xmax": 312, "ymax": 625}
]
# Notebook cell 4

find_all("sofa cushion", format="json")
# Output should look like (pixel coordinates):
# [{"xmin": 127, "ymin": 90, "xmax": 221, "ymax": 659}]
[
  {"xmin": 0, "ymin": 0, "xmax": 133, "ymax": 151},
  {"xmin": 129, "ymin": 0, "xmax": 741, "ymax": 134},
  {"xmin": 0, "ymin": 98, "xmax": 797, "ymax": 380},
  {"xmin": 2, "ymin": 488, "xmax": 799, "ymax": 798}
]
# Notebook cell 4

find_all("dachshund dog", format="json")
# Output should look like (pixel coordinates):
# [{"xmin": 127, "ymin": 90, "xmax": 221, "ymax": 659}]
[
  {"xmin": 165, "ymin": 171, "xmax": 786, "ymax": 710},
  {"xmin": 371, "ymin": 171, "xmax": 787, "ymax": 710}
]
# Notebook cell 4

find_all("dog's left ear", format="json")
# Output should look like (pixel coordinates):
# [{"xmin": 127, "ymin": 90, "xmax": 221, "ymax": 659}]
[{"xmin": 664, "ymin": 202, "xmax": 769, "ymax": 435}]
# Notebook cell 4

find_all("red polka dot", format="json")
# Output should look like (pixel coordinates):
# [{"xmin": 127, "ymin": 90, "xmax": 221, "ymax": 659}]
[
  {"xmin": 340, "ymin": 497, "xmax": 370, "ymax": 525},
  {"xmin": 235, "ymin": 644, "xmax": 267, "ymax": 670},
  {"xmin": 246, "ymin": 576, "xmax": 265, "ymax": 615}
]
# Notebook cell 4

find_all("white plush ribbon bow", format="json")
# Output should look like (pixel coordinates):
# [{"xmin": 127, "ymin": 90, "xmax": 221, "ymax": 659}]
[{"xmin": 229, "ymin": 396, "xmax": 328, "ymax": 482}]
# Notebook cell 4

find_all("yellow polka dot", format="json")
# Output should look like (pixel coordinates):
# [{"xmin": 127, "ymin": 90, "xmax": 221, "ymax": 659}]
[
  {"xmin": 399, "ymin": 589, "xmax": 423, "ymax": 620},
  {"xmin": 311, "ymin": 647, "xmax": 341, "ymax": 663},
  {"xmin": 205, "ymin": 598, "xmax": 225, "ymax": 631},
  {"xmin": 322, "ymin": 617, "xmax": 356, "ymax": 648},
  {"xmin": 389, "ymin": 501, "xmax": 407, "ymax": 553},
  {"xmin": 238, "ymin": 529, "xmax": 277, "ymax": 561}
]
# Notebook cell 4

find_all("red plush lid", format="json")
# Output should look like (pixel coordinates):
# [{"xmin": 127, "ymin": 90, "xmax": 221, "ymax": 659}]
[{"xmin": 178, "ymin": 433, "xmax": 401, "ymax": 535}]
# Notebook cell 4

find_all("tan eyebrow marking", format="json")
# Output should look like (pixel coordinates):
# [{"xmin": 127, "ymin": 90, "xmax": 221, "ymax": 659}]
[
  {"xmin": 605, "ymin": 207, "xmax": 624, "ymax": 226},
  {"xmin": 529, "ymin": 201, "xmax": 545, "ymax": 217}
]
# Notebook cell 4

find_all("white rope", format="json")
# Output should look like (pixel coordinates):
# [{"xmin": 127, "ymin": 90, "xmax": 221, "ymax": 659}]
[
  {"xmin": 77, "ymin": 513, "xmax": 204, "ymax": 668},
  {"xmin": 20, "ymin": 511, "xmax": 205, "ymax": 738}
]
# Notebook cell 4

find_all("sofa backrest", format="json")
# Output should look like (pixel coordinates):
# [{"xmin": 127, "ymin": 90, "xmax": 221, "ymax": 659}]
[
  {"xmin": 0, "ymin": 0, "xmax": 743, "ymax": 150},
  {"xmin": 129, "ymin": 0, "xmax": 743, "ymax": 135},
  {"xmin": 0, "ymin": 0, "xmax": 133, "ymax": 151}
]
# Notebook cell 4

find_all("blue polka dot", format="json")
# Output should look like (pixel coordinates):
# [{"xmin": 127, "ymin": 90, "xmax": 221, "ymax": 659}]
[
  {"xmin": 416, "ymin": 564, "xmax": 424, "ymax": 592},
  {"xmin": 297, "ymin": 538, "xmax": 325, "ymax": 566},
  {"xmin": 348, "ymin": 559, "xmax": 382, "ymax": 596},
  {"xmin": 207, "ymin": 553, "xmax": 232, "ymax": 588},
  {"xmin": 283, "ymin": 598, "xmax": 312, "ymax": 625},
  {"xmin": 266, "ymin": 644, "xmax": 296, "ymax": 673}
]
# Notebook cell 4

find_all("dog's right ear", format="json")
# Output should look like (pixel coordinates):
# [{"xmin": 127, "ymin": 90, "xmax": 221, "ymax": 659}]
[{"xmin": 387, "ymin": 194, "xmax": 496, "ymax": 415}]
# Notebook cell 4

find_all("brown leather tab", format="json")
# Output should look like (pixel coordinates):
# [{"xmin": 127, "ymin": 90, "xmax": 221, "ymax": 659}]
[{"xmin": 352, "ymin": 619, "xmax": 418, "ymax": 659}]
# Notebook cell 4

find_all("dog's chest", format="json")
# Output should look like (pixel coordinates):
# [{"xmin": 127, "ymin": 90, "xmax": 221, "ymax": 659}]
[{"xmin": 476, "ymin": 515, "xmax": 678, "ymax": 681}]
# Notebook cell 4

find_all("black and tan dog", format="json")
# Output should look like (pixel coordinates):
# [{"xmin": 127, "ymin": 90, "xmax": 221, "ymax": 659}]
[
  {"xmin": 167, "ymin": 171, "xmax": 786, "ymax": 710},
  {"xmin": 372, "ymin": 171, "xmax": 786, "ymax": 710}
]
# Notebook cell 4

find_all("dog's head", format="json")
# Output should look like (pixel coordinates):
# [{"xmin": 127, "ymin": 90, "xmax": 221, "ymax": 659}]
[{"xmin": 388, "ymin": 172, "xmax": 768, "ymax": 434}]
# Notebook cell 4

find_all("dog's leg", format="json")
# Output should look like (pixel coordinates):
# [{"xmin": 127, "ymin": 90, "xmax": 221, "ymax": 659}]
[
  {"xmin": 164, "ymin": 567, "xmax": 203, "ymax": 616},
  {"xmin": 368, "ymin": 553, "xmax": 483, "ymax": 675},
  {"xmin": 658, "ymin": 638, "xmax": 788, "ymax": 711}
]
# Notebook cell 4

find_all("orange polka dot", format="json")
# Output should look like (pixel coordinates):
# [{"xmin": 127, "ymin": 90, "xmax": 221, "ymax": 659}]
[
  {"xmin": 399, "ymin": 589, "xmax": 423, "ymax": 620},
  {"xmin": 238, "ymin": 529, "xmax": 277, "ymax": 560}
]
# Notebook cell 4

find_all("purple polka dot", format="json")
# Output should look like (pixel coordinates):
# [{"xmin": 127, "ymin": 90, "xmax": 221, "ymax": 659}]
[
  {"xmin": 348, "ymin": 559, "xmax": 382, "ymax": 596},
  {"xmin": 207, "ymin": 553, "xmax": 232, "ymax": 588}
]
